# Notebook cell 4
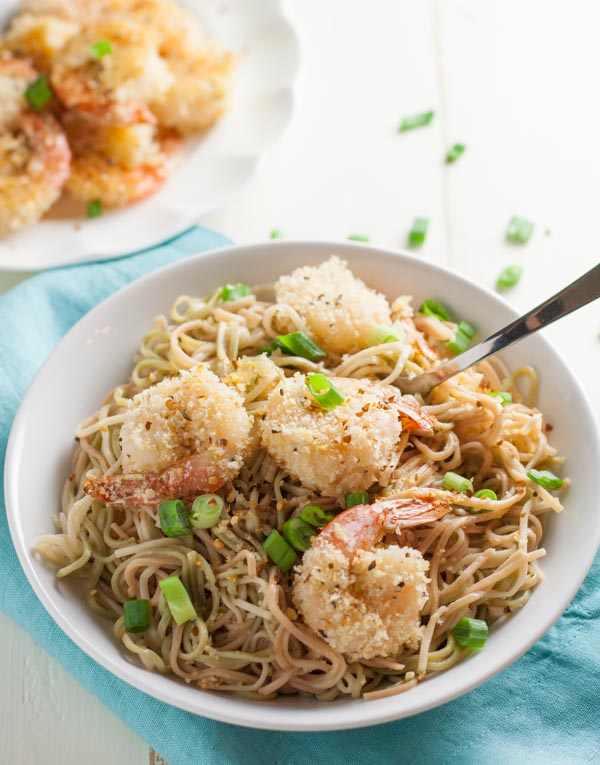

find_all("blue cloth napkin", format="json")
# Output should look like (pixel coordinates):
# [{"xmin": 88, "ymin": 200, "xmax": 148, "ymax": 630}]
[{"xmin": 0, "ymin": 227, "xmax": 599, "ymax": 765}]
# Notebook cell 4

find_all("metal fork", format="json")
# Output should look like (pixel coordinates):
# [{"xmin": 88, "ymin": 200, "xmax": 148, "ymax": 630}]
[{"xmin": 394, "ymin": 262, "xmax": 600, "ymax": 397}]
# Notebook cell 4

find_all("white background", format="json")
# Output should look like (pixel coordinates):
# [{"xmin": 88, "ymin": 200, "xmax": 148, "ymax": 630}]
[{"xmin": 1, "ymin": 1, "xmax": 599, "ymax": 763}]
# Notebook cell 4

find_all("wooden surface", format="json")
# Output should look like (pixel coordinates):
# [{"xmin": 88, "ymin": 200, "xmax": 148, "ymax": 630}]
[{"xmin": 1, "ymin": 1, "xmax": 599, "ymax": 763}]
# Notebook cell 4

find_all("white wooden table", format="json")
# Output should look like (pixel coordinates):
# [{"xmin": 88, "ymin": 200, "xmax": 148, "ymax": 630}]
[{"xmin": 1, "ymin": 1, "xmax": 599, "ymax": 762}]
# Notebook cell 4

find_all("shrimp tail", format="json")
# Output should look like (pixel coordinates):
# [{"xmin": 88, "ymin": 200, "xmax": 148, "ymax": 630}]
[{"xmin": 396, "ymin": 397, "xmax": 438, "ymax": 434}]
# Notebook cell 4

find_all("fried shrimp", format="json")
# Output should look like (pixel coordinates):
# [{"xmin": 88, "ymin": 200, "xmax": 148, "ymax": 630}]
[
  {"xmin": 274, "ymin": 256, "xmax": 392, "ymax": 356},
  {"xmin": 84, "ymin": 366, "xmax": 252, "ymax": 504},
  {"xmin": 261, "ymin": 373, "xmax": 437, "ymax": 496},
  {"xmin": 1, "ymin": 12, "xmax": 79, "ymax": 71},
  {"xmin": 292, "ymin": 497, "xmax": 451, "ymax": 660}
]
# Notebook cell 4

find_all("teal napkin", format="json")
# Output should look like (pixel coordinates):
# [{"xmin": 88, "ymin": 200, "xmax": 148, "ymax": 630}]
[{"xmin": 0, "ymin": 227, "xmax": 599, "ymax": 765}]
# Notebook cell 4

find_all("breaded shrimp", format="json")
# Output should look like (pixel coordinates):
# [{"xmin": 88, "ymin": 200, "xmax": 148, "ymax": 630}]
[
  {"xmin": 84, "ymin": 367, "xmax": 252, "ymax": 505},
  {"xmin": 19, "ymin": 0, "xmax": 97, "ymax": 20},
  {"xmin": 1, "ymin": 13, "xmax": 79, "ymax": 71},
  {"xmin": 274, "ymin": 256, "xmax": 392, "ymax": 356},
  {"xmin": 292, "ymin": 497, "xmax": 450, "ymax": 660},
  {"xmin": 261, "ymin": 373, "xmax": 437, "ymax": 496},
  {"xmin": 122, "ymin": 0, "xmax": 207, "ymax": 56}
]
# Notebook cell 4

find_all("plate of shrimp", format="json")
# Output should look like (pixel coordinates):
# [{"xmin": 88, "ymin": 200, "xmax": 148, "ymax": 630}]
[
  {"xmin": 0, "ymin": 0, "xmax": 300, "ymax": 269},
  {"xmin": 6, "ymin": 240, "xmax": 600, "ymax": 730}
]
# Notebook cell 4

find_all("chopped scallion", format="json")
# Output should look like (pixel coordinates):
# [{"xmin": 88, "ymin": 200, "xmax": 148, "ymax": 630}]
[
  {"xmin": 257, "ymin": 342, "xmax": 279, "ymax": 356},
  {"xmin": 370, "ymin": 324, "xmax": 403, "ymax": 346},
  {"xmin": 86, "ymin": 199, "xmax": 103, "ymax": 219},
  {"xmin": 526, "ymin": 469, "xmax": 564, "ymax": 490},
  {"xmin": 220, "ymin": 283, "xmax": 251, "ymax": 302},
  {"xmin": 345, "ymin": 491, "xmax": 369, "ymax": 509},
  {"xmin": 486, "ymin": 391, "xmax": 512, "ymax": 406},
  {"xmin": 90, "ymin": 39, "xmax": 113, "ymax": 59},
  {"xmin": 453, "ymin": 616, "xmax": 488, "ymax": 649},
  {"xmin": 158, "ymin": 499, "xmax": 190, "ymax": 537},
  {"xmin": 506, "ymin": 216, "xmax": 534, "ymax": 244},
  {"xmin": 123, "ymin": 599, "xmax": 150, "ymax": 633},
  {"xmin": 305, "ymin": 373, "xmax": 345, "ymax": 409},
  {"xmin": 159, "ymin": 575, "xmax": 196, "ymax": 625},
  {"xmin": 446, "ymin": 143, "xmax": 466, "ymax": 163},
  {"xmin": 398, "ymin": 110, "xmax": 434, "ymax": 132},
  {"xmin": 473, "ymin": 489, "xmax": 497, "ymax": 501},
  {"xmin": 408, "ymin": 217, "xmax": 429, "ymax": 248},
  {"xmin": 276, "ymin": 331, "xmax": 327, "ymax": 361},
  {"xmin": 496, "ymin": 264, "xmax": 523, "ymax": 290},
  {"xmin": 300, "ymin": 504, "xmax": 334, "ymax": 528},
  {"xmin": 263, "ymin": 530, "xmax": 297, "ymax": 572},
  {"xmin": 348, "ymin": 234, "xmax": 370, "ymax": 242},
  {"xmin": 269, "ymin": 229, "xmax": 284, "ymax": 239},
  {"xmin": 25, "ymin": 74, "xmax": 53, "ymax": 111},
  {"xmin": 446, "ymin": 321, "xmax": 476, "ymax": 355},
  {"xmin": 420, "ymin": 300, "xmax": 451, "ymax": 322},
  {"xmin": 189, "ymin": 494, "xmax": 223, "ymax": 529},
  {"xmin": 283, "ymin": 517, "xmax": 314, "ymax": 552},
  {"xmin": 443, "ymin": 472, "xmax": 473, "ymax": 494}
]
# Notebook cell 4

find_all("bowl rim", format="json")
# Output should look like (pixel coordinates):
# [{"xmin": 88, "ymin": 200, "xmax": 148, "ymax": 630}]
[{"xmin": 5, "ymin": 239, "xmax": 600, "ymax": 731}]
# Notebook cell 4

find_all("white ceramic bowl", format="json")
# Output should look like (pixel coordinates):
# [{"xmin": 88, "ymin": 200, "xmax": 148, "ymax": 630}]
[{"xmin": 5, "ymin": 241, "xmax": 600, "ymax": 730}]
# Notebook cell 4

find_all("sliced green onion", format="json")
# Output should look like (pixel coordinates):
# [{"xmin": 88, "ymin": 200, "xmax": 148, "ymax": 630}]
[
  {"xmin": 345, "ymin": 491, "xmax": 369, "ymax": 509},
  {"xmin": 123, "ymin": 599, "xmax": 150, "ymax": 633},
  {"xmin": 420, "ymin": 300, "xmax": 451, "ymax": 322},
  {"xmin": 189, "ymin": 494, "xmax": 223, "ymax": 529},
  {"xmin": 453, "ymin": 616, "xmax": 488, "ymax": 649},
  {"xmin": 443, "ymin": 472, "xmax": 473, "ymax": 494},
  {"xmin": 487, "ymin": 391, "xmax": 512, "ymax": 406},
  {"xmin": 276, "ymin": 331, "xmax": 327, "ymax": 361},
  {"xmin": 398, "ymin": 110, "xmax": 434, "ymax": 132},
  {"xmin": 526, "ymin": 469, "xmax": 564, "ymax": 490},
  {"xmin": 408, "ymin": 217, "xmax": 429, "ymax": 248},
  {"xmin": 257, "ymin": 342, "xmax": 279, "ymax": 356},
  {"xmin": 446, "ymin": 143, "xmax": 466, "ymax": 163},
  {"xmin": 90, "ymin": 39, "xmax": 112, "ymax": 59},
  {"xmin": 220, "ymin": 283, "xmax": 251, "ymax": 302},
  {"xmin": 263, "ymin": 530, "xmax": 297, "ymax": 572},
  {"xmin": 496, "ymin": 264, "xmax": 523, "ymax": 290},
  {"xmin": 348, "ymin": 234, "xmax": 370, "ymax": 242},
  {"xmin": 506, "ymin": 216, "xmax": 534, "ymax": 244},
  {"xmin": 446, "ymin": 321, "xmax": 476, "ymax": 355},
  {"xmin": 370, "ymin": 324, "xmax": 403, "ymax": 346},
  {"xmin": 86, "ymin": 199, "xmax": 103, "ymax": 219},
  {"xmin": 158, "ymin": 499, "xmax": 190, "ymax": 537},
  {"xmin": 300, "ymin": 504, "xmax": 334, "ymax": 528},
  {"xmin": 269, "ymin": 229, "xmax": 284, "ymax": 239},
  {"xmin": 158, "ymin": 575, "xmax": 196, "ymax": 625},
  {"xmin": 283, "ymin": 517, "xmax": 314, "ymax": 553},
  {"xmin": 25, "ymin": 74, "xmax": 53, "ymax": 111},
  {"xmin": 473, "ymin": 488, "xmax": 497, "ymax": 501},
  {"xmin": 305, "ymin": 373, "xmax": 345, "ymax": 409}
]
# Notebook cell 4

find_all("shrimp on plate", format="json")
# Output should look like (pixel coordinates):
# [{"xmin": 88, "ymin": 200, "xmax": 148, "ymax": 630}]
[
  {"xmin": 261, "ymin": 372, "xmax": 437, "ymax": 497},
  {"xmin": 292, "ymin": 496, "xmax": 451, "ymax": 660},
  {"xmin": 0, "ymin": 56, "xmax": 71, "ymax": 235},
  {"xmin": 84, "ymin": 366, "xmax": 252, "ymax": 505},
  {"xmin": 0, "ymin": 12, "xmax": 79, "ymax": 71}
]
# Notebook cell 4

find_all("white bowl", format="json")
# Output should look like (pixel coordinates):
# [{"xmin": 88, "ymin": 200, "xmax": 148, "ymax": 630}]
[{"xmin": 5, "ymin": 241, "xmax": 600, "ymax": 730}]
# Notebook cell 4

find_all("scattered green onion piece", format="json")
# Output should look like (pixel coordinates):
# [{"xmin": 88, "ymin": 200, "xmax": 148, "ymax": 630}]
[
  {"xmin": 443, "ymin": 472, "xmax": 473, "ymax": 494},
  {"xmin": 158, "ymin": 499, "xmax": 190, "ymax": 537},
  {"xmin": 506, "ymin": 216, "xmax": 534, "ymax": 244},
  {"xmin": 420, "ymin": 300, "xmax": 451, "ymax": 322},
  {"xmin": 263, "ymin": 530, "xmax": 297, "ymax": 572},
  {"xmin": 348, "ymin": 234, "xmax": 370, "ymax": 242},
  {"xmin": 345, "ymin": 491, "xmax": 369, "ymax": 509},
  {"xmin": 220, "ymin": 283, "xmax": 251, "ymax": 302},
  {"xmin": 269, "ymin": 229, "xmax": 284, "ymax": 239},
  {"xmin": 398, "ymin": 110, "xmax": 434, "ymax": 132},
  {"xmin": 123, "ymin": 599, "xmax": 150, "ymax": 633},
  {"xmin": 473, "ymin": 489, "xmax": 497, "ymax": 501},
  {"xmin": 487, "ymin": 391, "xmax": 512, "ymax": 406},
  {"xmin": 90, "ymin": 39, "xmax": 113, "ymax": 59},
  {"xmin": 300, "ymin": 504, "xmax": 334, "ymax": 528},
  {"xmin": 276, "ymin": 331, "xmax": 327, "ymax": 361},
  {"xmin": 526, "ymin": 469, "xmax": 564, "ymax": 490},
  {"xmin": 496, "ymin": 264, "xmax": 523, "ymax": 290},
  {"xmin": 408, "ymin": 217, "xmax": 429, "ymax": 248},
  {"xmin": 158, "ymin": 575, "xmax": 196, "ymax": 625},
  {"xmin": 257, "ymin": 342, "xmax": 279, "ymax": 356},
  {"xmin": 283, "ymin": 517, "xmax": 314, "ymax": 553},
  {"xmin": 453, "ymin": 616, "xmax": 488, "ymax": 649},
  {"xmin": 189, "ymin": 494, "xmax": 223, "ymax": 529},
  {"xmin": 370, "ymin": 324, "xmax": 403, "ymax": 346},
  {"xmin": 446, "ymin": 143, "xmax": 466, "ymax": 163},
  {"xmin": 25, "ymin": 74, "xmax": 53, "ymax": 111},
  {"xmin": 86, "ymin": 199, "xmax": 103, "ymax": 219},
  {"xmin": 446, "ymin": 321, "xmax": 476, "ymax": 355},
  {"xmin": 305, "ymin": 373, "xmax": 345, "ymax": 410}
]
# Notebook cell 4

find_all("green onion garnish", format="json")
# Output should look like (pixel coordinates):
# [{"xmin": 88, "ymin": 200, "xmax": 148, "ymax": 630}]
[
  {"xmin": 305, "ymin": 373, "xmax": 345, "ymax": 409},
  {"xmin": 276, "ymin": 331, "xmax": 327, "ymax": 361},
  {"xmin": 90, "ymin": 39, "xmax": 113, "ymax": 59},
  {"xmin": 257, "ymin": 342, "xmax": 278, "ymax": 356},
  {"xmin": 420, "ymin": 300, "xmax": 451, "ymax": 322},
  {"xmin": 263, "ymin": 530, "xmax": 297, "ymax": 572},
  {"xmin": 453, "ymin": 616, "xmax": 488, "ymax": 649},
  {"xmin": 158, "ymin": 575, "xmax": 196, "ymax": 625},
  {"xmin": 158, "ymin": 499, "xmax": 190, "ymax": 537},
  {"xmin": 443, "ymin": 472, "xmax": 473, "ymax": 494},
  {"xmin": 348, "ymin": 234, "xmax": 370, "ymax": 242},
  {"xmin": 496, "ymin": 264, "xmax": 523, "ymax": 290},
  {"xmin": 345, "ymin": 491, "xmax": 369, "ymax": 509},
  {"xmin": 408, "ymin": 217, "xmax": 429, "ymax": 248},
  {"xmin": 506, "ymin": 216, "xmax": 534, "ymax": 244},
  {"xmin": 398, "ymin": 110, "xmax": 434, "ymax": 132},
  {"xmin": 282, "ymin": 517, "xmax": 314, "ymax": 553},
  {"xmin": 446, "ymin": 143, "xmax": 466, "ymax": 163},
  {"xmin": 487, "ymin": 391, "xmax": 512, "ymax": 406},
  {"xmin": 269, "ymin": 229, "xmax": 284, "ymax": 239},
  {"xmin": 86, "ymin": 199, "xmax": 103, "ymax": 219},
  {"xmin": 189, "ymin": 494, "xmax": 223, "ymax": 529},
  {"xmin": 526, "ymin": 469, "xmax": 564, "ymax": 490},
  {"xmin": 446, "ymin": 320, "xmax": 476, "ymax": 355},
  {"xmin": 220, "ymin": 283, "xmax": 251, "ymax": 302},
  {"xmin": 300, "ymin": 504, "xmax": 334, "ymax": 528},
  {"xmin": 473, "ymin": 489, "xmax": 497, "ymax": 500},
  {"xmin": 123, "ymin": 599, "xmax": 151, "ymax": 633},
  {"xmin": 370, "ymin": 324, "xmax": 403, "ymax": 345},
  {"xmin": 25, "ymin": 74, "xmax": 53, "ymax": 111}
]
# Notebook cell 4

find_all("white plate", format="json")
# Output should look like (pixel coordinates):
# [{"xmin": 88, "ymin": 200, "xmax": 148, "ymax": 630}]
[
  {"xmin": 5, "ymin": 241, "xmax": 600, "ymax": 730},
  {"xmin": 0, "ymin": 0, "xmax": 300, "ymax": 270}
]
